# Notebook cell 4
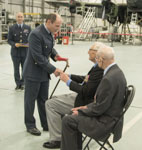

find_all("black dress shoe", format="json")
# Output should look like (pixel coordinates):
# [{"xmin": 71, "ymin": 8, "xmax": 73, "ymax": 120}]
[
  {"xmin": 43, "ymin": 141, "xmax": 61, "ymax": 149},
  {"xmin": 27, "ymin": 128, "xmax": 41, "ymax": 136},
  {"xmin": 15, "ymin": 85, "xmax": 21, "ymax": 90}
]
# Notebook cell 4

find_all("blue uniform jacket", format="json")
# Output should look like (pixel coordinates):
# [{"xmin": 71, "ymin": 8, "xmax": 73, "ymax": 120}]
[
  {"xmin": 8, "ymin": 23, "xmax": 31, "ymax": 57},
  {"xmin": 23, "ymin": 24, "xmax": 58, "ymax": 82}
]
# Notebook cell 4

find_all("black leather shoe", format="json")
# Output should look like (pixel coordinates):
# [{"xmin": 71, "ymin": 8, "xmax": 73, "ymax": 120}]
[
  {"xmin": 43, "ymin": 141, "xmax": 61, "ymax": 149},
  {"xmin": 15, "ymin": 85, "xmax": 21, "ymax": 90},
  {"xmin": 27, "ymin": 128, "xmax": 41, "ymax": 136}
]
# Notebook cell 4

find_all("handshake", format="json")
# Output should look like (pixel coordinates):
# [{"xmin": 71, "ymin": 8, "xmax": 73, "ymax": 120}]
[{"xmin": 54, "ymin": 68, "xmax": 70, "ymax": 83}]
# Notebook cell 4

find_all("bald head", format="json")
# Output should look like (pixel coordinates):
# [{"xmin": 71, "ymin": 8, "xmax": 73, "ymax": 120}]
[
  {"xmin": 96, "ymin": 45, "xmax": 115, "ymax": 69},
  {"xmin": 16, "ymin": 12, "xmax": 24, "ymax": 24},
  {"xmin": 97, "ymin": 46, "xmax": 115, "ymax": 60}
]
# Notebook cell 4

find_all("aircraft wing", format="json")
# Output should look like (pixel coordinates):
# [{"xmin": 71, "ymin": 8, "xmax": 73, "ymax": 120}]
[
  {"xmin": 45, "ymin": 0, "xmax": 103, "ymax": 8},
  {"xmin": 45, "ymin": 0, "xmax": 70, "ymax": 7}
]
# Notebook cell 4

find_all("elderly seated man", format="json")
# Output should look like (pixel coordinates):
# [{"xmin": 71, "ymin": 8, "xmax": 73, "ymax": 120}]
[
  {"xmin": 43, "ymin": 42, "xmax": 104, "ymax": 149},
  {"xmin": 60, "ymin": 44, "xmax": 127, "ymax": 150}
]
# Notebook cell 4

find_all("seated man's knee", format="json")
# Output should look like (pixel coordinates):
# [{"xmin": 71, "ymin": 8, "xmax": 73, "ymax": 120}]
[
  {"xmin": 62, "ymin": 115, "xmax": 77, "ymax": 130},
  {"xmin": 45, "ymin": 99, "xmax": 53, "ymax": 110},
  {"xmin": 62, "ymin": 115, "xmax": 69, "ymax": 125}
]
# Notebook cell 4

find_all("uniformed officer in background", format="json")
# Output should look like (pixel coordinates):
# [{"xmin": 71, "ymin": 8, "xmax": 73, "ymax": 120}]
[
  {"xmin": 8, "ymin": 12, "xmax": 31, "ymax": 90},
  {"xmin": 23, "ymin": 13, "xmax": 63, "ymax": 136}
]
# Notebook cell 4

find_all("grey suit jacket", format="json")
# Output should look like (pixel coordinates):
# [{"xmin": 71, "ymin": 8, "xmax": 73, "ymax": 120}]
[
  {"xmin": 78, "ymin": 64, "xmax": 127, "ymax": 142},
  {"xmin": 23, "ymin": 24, "xmax": 58, "ymax": 81}
]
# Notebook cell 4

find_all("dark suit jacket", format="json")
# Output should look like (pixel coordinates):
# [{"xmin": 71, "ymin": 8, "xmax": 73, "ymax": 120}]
[
  {"xmin": 23, "ymin": 24, "xmax": 58, "ymax": 82},
  {"xmin": 8, "ymin": 23, "xmax": 31, "ymax": 57},
  {"xmin": 69, "ymin": 65, "xmax": 103, "ymax": 107},
  {"xmin": 78, "ymin": 64, "xmax": 127, "ymax": 142}
]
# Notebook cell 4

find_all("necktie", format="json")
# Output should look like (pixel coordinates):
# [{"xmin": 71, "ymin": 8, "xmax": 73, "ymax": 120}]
[{"xmin": 19, "ymin": 25, "xmax": 22, "ymax": 30}]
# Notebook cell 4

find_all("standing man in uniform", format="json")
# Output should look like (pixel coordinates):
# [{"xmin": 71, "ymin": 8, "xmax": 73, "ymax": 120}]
[
  {"xmin": 8, "ymin": 12, "xmax": 31, "ymax": 90},
  {"xmin": 23, "ymin": 13, "xmax": 63, "ymax": 136}
]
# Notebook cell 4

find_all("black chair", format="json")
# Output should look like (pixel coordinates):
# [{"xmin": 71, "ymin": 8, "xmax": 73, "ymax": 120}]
[{"xmin": 82, "ymin": 85, "xmax": 136, "ymax": 150}]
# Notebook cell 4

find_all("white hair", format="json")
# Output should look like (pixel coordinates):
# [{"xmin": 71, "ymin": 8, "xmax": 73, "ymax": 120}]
[
  {"xmin": 97, "ymin": 45, "xmax": 115, "ymax": 60},
  {"xmin": 92, "ymin": 42, "xmax": 105, "ymax": 51}
]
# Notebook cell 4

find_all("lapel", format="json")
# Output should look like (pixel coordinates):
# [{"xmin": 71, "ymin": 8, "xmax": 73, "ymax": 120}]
[
  {"xmin": 15, "ymin": 24, "xmax": 19, "ymax": 29},
  {"xmin": 88, "ymin": 64, "xmax": 100, "ymax": 75},
  {"xmin": 87, "ymin": 66, "xmax": 94, "ymax": 75}
]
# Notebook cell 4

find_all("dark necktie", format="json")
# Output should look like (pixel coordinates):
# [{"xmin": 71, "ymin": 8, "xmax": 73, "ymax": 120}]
[{"xmin": 19, "ymin": 25, "xmax": 22, "ymax": 30}]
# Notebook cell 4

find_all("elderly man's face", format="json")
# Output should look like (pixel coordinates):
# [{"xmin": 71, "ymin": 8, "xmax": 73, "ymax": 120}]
[{"xmin": 88, "ymin": 47, "xmax": 97, "ymax": 63}]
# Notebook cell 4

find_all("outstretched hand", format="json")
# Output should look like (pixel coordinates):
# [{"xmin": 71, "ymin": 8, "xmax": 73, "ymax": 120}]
[
  {"xmin": 60, "ymin": 72, "xmax": 69, "ymax": 83},
  {"xmin": 54, "ymin": 68, "xmax": 63, "ymax": 77}
]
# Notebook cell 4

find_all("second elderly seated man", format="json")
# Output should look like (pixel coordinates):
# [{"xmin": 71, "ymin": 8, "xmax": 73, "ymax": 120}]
[{"xmin": 42, "ymin": 42, "xmax": 104, "ymax": 149}]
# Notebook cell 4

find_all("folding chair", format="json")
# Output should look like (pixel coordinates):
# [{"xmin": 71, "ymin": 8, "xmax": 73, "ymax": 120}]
[{"xmin": 83, "ymin": 85, "xmax": 136, "ymax": 150}]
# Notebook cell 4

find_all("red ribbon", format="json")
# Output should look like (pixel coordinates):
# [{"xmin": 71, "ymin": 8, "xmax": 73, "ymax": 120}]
[{"xmin": 57, "ymin": 56, "xmax": 68, "ymax": 61}]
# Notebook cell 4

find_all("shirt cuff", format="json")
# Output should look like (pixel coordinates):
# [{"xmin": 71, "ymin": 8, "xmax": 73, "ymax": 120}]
[{"xmin": 66, "ymin": 79, "xmax": 72, "ymax": 87}]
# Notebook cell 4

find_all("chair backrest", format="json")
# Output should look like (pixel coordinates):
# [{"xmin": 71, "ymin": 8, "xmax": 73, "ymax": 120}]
[
  {"xmin": 112, "ymin": 85, "xmax": 135, "ymax": 142},
  {"xmin": 82, "ymin": 85, "xmax": 136, "ymax": 149},
  {"xmin": 123, "ymin": 85, "xmax": 135, "ymax": 114}
]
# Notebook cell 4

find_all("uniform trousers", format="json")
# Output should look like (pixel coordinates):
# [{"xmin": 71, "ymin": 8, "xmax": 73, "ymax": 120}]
[
  {"xmin": 11, "ymin": 56, "xmax": 26, "ymax": 86},
  {"xmin": 45, "ymin": 93, "xmax": 77, "ymax": 141},
  {"xmin": 24, "ymin": 79, "xmax": 49, "ymax": 129}
]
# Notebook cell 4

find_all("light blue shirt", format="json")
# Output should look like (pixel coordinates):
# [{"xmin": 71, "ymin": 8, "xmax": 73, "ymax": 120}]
[
  {"xmin": 103, "ymin": 62, "xmax": 116, "ymax": 76},
  {"xmin": 17, "ymin": 23, "xmax": 23, "ymax": 28},
  {"xmin": 93, "ymin": 63, "xmax": 97, "ymax": 68}
]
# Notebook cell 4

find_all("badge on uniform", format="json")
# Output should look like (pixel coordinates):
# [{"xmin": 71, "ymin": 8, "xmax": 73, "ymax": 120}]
[{"xmin": 24, "ymin": 29, "xmax": 29, "ymax": 33}]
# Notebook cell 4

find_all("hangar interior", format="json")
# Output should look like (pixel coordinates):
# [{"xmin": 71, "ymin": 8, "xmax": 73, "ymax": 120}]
[{"xmin": 0, "ymin": 0, "xmax": 142, "ymax": 150}]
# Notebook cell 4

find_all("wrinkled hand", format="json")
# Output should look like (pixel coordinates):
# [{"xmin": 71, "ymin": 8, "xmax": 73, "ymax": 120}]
[
  {"xmin": 60, "ymin": 72, "xmax": 69, "ymax": 83},
  {"xmin": 54, "ymin": 68, "xmax": 63, "ymax": 77},
  {"xmin": 71, "ymin": 106, "xmax": 87, "ymax": 111},
  {"xmin": 72, "ymin": 110, "xmax": 79, "ymax": 116}
]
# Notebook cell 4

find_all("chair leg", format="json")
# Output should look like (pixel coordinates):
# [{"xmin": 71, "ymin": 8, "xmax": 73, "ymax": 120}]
[
  {"xmin": 82, "ymin": 135, "xmax": 88, "ymax": 143},
  {"xmin": 98, "ymin": 140, "xmax": 115, "ymax": 150},
  {"xmin": 106, "ymin": 141, "xmax": 114, "ymax": 150},
  {"xmin": 83, "ymin": 138, "xmax": 92, "ymax": 150},
  {"xmin": 97, "ymin": 141, "xmax": 108, "ymax": 150},
  {"xmin": 99, "ymin": 136, "xmax": 110, "ymax": 150}
]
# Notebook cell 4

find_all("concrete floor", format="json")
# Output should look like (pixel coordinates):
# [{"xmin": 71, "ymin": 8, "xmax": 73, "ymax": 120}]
[{"xmin": 0, "ymin": 41, "xmax": 142, "ymax": 150}]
